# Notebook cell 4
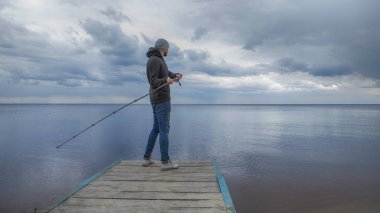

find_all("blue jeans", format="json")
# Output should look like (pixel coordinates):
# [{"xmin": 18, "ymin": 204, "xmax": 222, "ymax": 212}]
[{"xmin": 144, "ymin": 101, "xmax": 171, "ymax": 163}]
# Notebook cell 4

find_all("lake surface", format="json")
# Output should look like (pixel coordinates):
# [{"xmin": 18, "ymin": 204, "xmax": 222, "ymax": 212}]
[{"xmin": 1, "ymin": 104, "xmax": 380, "ymax": 212}]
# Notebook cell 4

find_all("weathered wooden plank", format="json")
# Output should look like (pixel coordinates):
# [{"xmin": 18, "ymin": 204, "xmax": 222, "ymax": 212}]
[
  {"xmin": 51, "ymin": 206, "xmax": 226, "ymax": 213},
  {"xmin": 80, "ymin": 185, "xmax": 221, "ymax": 193},
  {"xmin": 106, "ymin": 170, "xmax": 215, "ymax": 176},
  {"xmin": 118, "ymin": 160, "xmax": 212, "ymax": 167},
  {"xmin": 97, "ymin": 175, "xmax": 217, "ymax": 182},
  {"xmin": 97, "ymin": 171, "xmax": 218, "ymax": 182},
  {"xmin": 73, "ymin": 190, "xmax": 223, "ymax": 200},
  {"xmin": 57, "ymin": 197, "xmax": 226, "ymax": 208},
  {"xmin": 120, "ymin": 160, "xmax": 212, "ymax": 164},
  {"xmin": 103, "ymin": 172, "xmax": 217, "ymax": 178},
  {"xmin": 110, "ymin": 165, "xmax": 215, "ymax": 173},
  {"xmin": 90, "ymin": 180, "xmax": 219, "ymax": 187},
  {"xmin": 81, "ymin": 181, "xmax": 220, "ymax": 193},
  {"xmin": 85, "ymin": 186, "xmax": 220, "ymax": 193},
  {"xmin": 85, "ymin": 180, "xmax": 221, "ymax": 193}
]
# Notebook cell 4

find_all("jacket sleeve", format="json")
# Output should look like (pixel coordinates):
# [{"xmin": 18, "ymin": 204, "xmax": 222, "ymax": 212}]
[
  {"xmin": 148, "ymin": 59, "xmax": 167, "ymax": 88},
  {"xmin": 168, "ymin": 70, "xmax": 177, "ymax": 79}
]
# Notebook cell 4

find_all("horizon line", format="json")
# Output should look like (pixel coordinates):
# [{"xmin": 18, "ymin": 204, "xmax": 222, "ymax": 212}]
[{"xmin": 0, "ymin": 103, "xmax": 379, "ymax": 105}]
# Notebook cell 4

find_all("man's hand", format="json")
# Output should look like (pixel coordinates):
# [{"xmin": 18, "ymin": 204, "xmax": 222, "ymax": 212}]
[
  {"xmin": 176, "ymin": 73, "xmax": 183, "ymax": 79},
  {"xmin": 167, "ymin": 77, "xmax": 174, "ymax": 85}
]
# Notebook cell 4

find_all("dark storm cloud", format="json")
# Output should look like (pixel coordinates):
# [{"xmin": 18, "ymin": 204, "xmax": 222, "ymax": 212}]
[
  {"xmin": 81, "ymin": 18, "xmax": 140, "ymax": 66},
  {"xmin": 276, "ymin": 57, "xmax": 352, "ymax": 77},
  {"xmin": 184, "ymin": 49, "xmax": 210, "ymax": 62},
  {"xmin": 0, "ymin": 17, "xmax": 49, "ymax": 56},
  {"xmin": 165, "ymin": 45, "xmax": 254, "ymax": 77},
  {"xmin": 310, "ymin": 66, "xmax": 352, "ymax": 77},
  {"xmin": 277, "ymin": 58, "xmax": 308, "ymax": 73},
  {"xmin": 57, "ymin": 79, "xmax": 84, "ymax": 87},
  {"xmin": 181, "ymin": 0, "xmax": 380, "ymax": 79},
  {"xmin": 0, "ymin": 16, "xmax": 99, "ymax": 87},
  {"xmin": 0, "ymin": 16, "xmax": 145, "ymax": 87},
  {"xmin": 99, "ymin": 7, "xmax": 131, "ymax": 23},
  {"xmin": 191, "ymin": 26, "xmax": 208, "ymax": 41}
]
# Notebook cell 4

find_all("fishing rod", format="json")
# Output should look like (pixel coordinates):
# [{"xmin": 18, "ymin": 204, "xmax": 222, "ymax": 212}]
[{"xmin": 56, "ymin": 78, "xmax": 181, "ymax": 149}]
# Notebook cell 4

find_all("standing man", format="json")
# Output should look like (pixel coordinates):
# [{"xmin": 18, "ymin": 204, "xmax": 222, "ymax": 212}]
[{"xmin": 143, "ymin": 38, "xmax": 182, "ymax": 171}]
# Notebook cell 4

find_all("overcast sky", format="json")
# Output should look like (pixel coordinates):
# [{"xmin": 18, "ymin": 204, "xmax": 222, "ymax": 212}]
[{"xmin": 1, "ymin": 0, "xmax": 379, "ymax": 104}]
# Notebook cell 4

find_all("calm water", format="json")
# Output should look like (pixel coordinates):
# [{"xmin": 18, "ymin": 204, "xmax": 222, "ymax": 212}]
[{"xmin": 0, "ymin": 104, "xmax": 380, "ymax": 213}]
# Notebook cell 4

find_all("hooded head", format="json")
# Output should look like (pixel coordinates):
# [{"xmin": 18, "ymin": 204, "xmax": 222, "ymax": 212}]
[
  {"xmin": 146, "ymin": 38, "xmax": 170, "ymax": 58},
  {"xmin": 154, "ymin": 38, "xmax": 169, "ymax": 51},
  {"xmin": 155, "ymin": 38, "xmax": 169, "ymax": 57}
]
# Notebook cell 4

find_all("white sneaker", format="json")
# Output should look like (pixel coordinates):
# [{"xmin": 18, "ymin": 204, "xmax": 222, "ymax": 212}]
[
  {"xmin": 161, "ymin": 160, "xmax": 179, "ymax": 171},
  {"xmin": 142, "ymin": 159, "xmax": 154, "ymax": 167}
]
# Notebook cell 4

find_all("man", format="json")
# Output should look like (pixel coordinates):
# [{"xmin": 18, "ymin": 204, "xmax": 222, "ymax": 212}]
[{"xmin": 143, "ymin": 38, "xmax": 182, "ymax": 171}]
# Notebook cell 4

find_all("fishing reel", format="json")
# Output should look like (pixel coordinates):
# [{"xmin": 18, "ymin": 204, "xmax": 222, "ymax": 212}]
[{"xmin": 174, "ymin": 77, "xmax": 182, "ymax": 86}]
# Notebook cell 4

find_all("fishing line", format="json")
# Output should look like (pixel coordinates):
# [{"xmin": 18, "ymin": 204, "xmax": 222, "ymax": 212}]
[{"xmin": 56, "ymin": 79, "xmax": 181, "ymax": 149}]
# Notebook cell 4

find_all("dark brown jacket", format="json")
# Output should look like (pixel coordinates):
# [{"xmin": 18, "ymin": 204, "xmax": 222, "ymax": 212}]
[{"xmin": 146, "ymin": 47, "xmax": 176, "ymax": 104}]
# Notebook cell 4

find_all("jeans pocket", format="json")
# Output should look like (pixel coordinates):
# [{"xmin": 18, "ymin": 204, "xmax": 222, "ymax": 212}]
[{"xmin": 155, "ymin": 101, "xmax": 171, "ymax": 113}]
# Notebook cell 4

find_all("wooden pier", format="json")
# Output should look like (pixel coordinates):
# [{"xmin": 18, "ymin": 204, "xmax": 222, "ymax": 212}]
[{"xmin": 45, "ymin": 160, "xmax": 236, "ymax": 213}]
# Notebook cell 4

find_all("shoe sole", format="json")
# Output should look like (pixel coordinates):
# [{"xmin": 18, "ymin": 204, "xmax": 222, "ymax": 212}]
[
  {"xmin": 142, "ymin": 162, "xmax": 154, "ymax": 167},
  {"xmin": 160, "ymin": 166, "xmax": 179, "ymax": 171}
]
